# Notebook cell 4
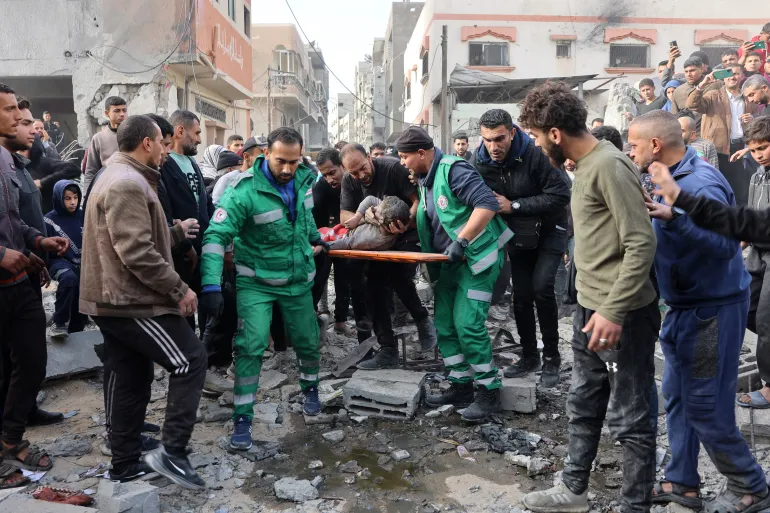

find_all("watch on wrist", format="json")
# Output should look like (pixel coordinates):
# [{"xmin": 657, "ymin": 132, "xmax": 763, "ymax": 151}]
[
  {"xmin": 670, "ymin": 206, "xmax": 685, "ymax": 221},
  {"xmin": 457, "ymin": 238, "xmax": 469, "ymax": 249},
  {"xmin": 512, "ymin": 201, "xmax": 521, "ymax": 210}
]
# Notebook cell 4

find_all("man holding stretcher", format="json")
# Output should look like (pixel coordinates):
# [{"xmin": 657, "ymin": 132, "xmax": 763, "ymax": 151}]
[{"xmin": 395, "ymin": 126, "xmax": 513, "ymax": 422}]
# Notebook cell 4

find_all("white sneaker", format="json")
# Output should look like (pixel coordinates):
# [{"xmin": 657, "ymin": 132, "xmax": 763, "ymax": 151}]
[{"xmin": 522, "ymin": 483, "xmax": 589, "ymax": 513}]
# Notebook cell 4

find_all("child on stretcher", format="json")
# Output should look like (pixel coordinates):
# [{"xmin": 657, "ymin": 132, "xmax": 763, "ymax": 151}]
[{"xmin": 328, "ymin": 195, "xmax": 411, "ymax": 251}]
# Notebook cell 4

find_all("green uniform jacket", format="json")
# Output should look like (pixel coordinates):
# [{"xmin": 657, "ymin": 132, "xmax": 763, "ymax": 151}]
[
  {"xmin": 200, "ymin": 155, "xmax": 319, "ymax": 290},
  {"xmin": 416, "ymin": 155, "xmax": 513, "ymax": 280}
]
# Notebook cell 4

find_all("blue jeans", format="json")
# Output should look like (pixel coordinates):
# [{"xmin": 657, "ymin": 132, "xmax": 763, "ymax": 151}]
[{"xmin": 661, "ymin": 300, "xmax": 766, "ymax": 495}]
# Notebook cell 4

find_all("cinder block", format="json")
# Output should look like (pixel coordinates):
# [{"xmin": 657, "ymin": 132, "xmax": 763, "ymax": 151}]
[
  {"xmin": 343, "ymin": 369, "xmax": 426, "ymax": 420},
  {"xmin": 736, "ymin": 405, "xmax": 770, "ymax": 443},
  {"xmin": 96, "ymin": 480, "xmax": 159, "ymax": 513},
  {"xmin": 500, "ymin": 377, "xmax": 537, "ymax": 413}
]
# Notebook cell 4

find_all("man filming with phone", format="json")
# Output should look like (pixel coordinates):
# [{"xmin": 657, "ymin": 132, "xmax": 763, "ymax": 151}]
[
  {"xmin": 739, "ymin": 24, "xmax": 769, "ymax": 65},
  {"xmin": 687, "ymin": 63, "xmax": 763, "ymax": 205}
]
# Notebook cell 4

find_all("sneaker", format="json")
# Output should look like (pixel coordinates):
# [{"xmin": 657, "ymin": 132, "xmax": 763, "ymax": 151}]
[
  {"xmin": 357, "ymin": 348, "xmax": 399, "ymax": 370},
  {"xmin": 488, "ymin": 304, "xmax": 510, "ymax": 322},
  {"xmin": 303, "ymin": 386, "xmax": 321, "ymax": 416},
  {"xmin": 142, "ymin": 421, "xmax": 161, "ymax": 434},
  {"xmin": 50, "ymin": 324, "xmax": 68, "ymax": 339},
  {"xmin": 522, "ymin": 483, "xmax": 589, "ymax": 513},
  {"xmin": 461, "ymin": 387, "xmax": 501, "ymax": 423},
  {"xmin": 109, "ymin": 461, "xmax": 157, "ymax": 483},
  {"xmin": 425, "ymin": 382, "xmax": 474, "ymax": 408},
  {"xmin": 203, "ymin": 370, "xmax": 233, "ymax": 396},
  {"xmin": 230, "ymin": 415, "xmax": 253, "ymax": 451},
  {"xmin": 540, "ymin": 357, "xmax": 561, "ymax": 389},
  {"xmin": 503, "ymin": 356, "xmax": 541, "ymax": 378},
  {"xmin": 416, "ymin": 317, "xmax": 438, "ymax": 352},
  {"xmin": 101, "ymin": 435, "xmax": 161, "ymax": 457},
  {"xmin": 144, "ymin": 448, "xmax": 206, "ymax": 491}
]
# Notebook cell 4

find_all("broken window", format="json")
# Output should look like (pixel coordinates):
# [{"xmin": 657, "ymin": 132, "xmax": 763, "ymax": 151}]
[
  {"xmin": 469, "ymin": 42, "xmax": 510, "ymax": 67},
  {"xmin": 609, "ymin": 44, "xmax": 649, "ymax": 68},
  {"xmin": 556, "ymin": 42, "xmax": 572, "ymax": 58}
]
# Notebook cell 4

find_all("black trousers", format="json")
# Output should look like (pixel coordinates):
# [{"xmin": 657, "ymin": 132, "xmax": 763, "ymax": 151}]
[
  {"xmin": 717, "ymin": 140, "xmax": 751, "ymax": 206},
  {"xmin": 313, "ymin": 254, "xmax": 368, "ymax": 324},
  {"xmin": 508, "ymin": 229, "xmax": 567, "ymax": 361},
  {"xmin": 563, "ymin": 300, "xmax": 660, "ymax": 513},
  {"xmin": 0, "ymin": 279, "xmax": 47, "ymax": 445},
  {"xmin": 747, "ymin": 247, "xmax": 770, "ymax": 384},
  {"xmin": 94, "ymin": 314, "xmax": 206, "ymax": 469}
]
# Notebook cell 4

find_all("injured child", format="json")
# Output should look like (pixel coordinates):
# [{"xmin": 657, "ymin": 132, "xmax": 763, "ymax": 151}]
[{"xmin": 330, "ymin": 195, "xmax": 411, "ymax": 250}]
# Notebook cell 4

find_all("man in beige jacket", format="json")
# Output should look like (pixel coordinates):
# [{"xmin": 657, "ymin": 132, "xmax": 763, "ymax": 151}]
[{"xmin": 80, "ymin": 115, "xmax": 206, "ymax": 489}]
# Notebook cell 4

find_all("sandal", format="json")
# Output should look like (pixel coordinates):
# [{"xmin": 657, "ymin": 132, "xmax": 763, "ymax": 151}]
[
  {"xmin": 2, "ymin": 440, "xmax": 53, "ymax": 471},
  {"xmin": 0, "ymin": 462, "xmax": 30, "ymax": 489},
  {"xmin": 705, "ymin": 488, "xmax": 770, "ymax": 513},
  {"xmin": 652, "ymin": 480, "xmax": 703, "ymax": 509},
  {"xmin": 736, "ymin": 390, "xmax": 770, "ymax": 409}
]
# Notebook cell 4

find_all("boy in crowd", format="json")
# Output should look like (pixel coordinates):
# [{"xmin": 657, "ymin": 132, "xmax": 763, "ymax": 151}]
[
  {"xmin": 45, "ymin": 180, "xmax": 88, "ymax": 337},
  {"xmin": 83, "ymin": 96, "xmax": 127, "ymax": 193},
  {"xmin": 332, "ymin": 196, "xmax": 411, "ymax": 250}
]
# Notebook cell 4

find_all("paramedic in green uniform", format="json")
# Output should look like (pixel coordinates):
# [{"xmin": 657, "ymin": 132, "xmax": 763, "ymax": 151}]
[
  {"xmin": 396, "ymin": 126, "xmax": 513, "ymax": 422},
  {"xmin": 199, "ymin": 127, "xmax": 327, "ymax": 450}
]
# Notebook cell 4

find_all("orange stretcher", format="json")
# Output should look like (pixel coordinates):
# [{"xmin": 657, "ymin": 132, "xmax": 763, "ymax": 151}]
[{"xmin": 328, "ymin": 249, "xmax": 449, "ymax": 263}]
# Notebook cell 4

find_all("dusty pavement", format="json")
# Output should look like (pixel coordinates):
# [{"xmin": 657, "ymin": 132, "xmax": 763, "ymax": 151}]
[{"xmin": 10, "ymin": 284, "xmax": 770, "ymax": 513}]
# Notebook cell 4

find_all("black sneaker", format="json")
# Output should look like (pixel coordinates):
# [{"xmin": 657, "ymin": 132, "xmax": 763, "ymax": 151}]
[
  {"xmin": 503, "ymin": 356, "xmax": 541, "ymax": 378},
  {"xmin": 101, "ymin": 435, "xmax": 161, "ymax": 457},
  {"xmin": 461, "ymin": 387, "xmax": 501, "ymax": 423},
  {"xmin": 357, "ymin": 348, "xmax": 399, "ymax": 370},
  {"xmin": 144, "ymin": 448, "xmax": 206, "ymax": 490},
  {"xmin": 109, "ymin": 461, "xmax": 157, "ymax": 483},
  {"xmin": 540, "ymin": 357, "xmax": 561, "ymax": 389},
  {"xmin": 142, "ymin": 421, "xmax": 161, "ymax": 434},
  {"xmin": 425, "ymin": 382, "xmax": 474, "ymax": 408}
]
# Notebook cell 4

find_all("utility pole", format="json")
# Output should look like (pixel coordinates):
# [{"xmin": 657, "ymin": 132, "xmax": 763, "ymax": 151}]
[
  {"xmin": 440, "ymin": 25, "xmax": 450, "ymax": 152},
  {"xmin": 267, "ymin": 67, "xmax": 273, "ymax": 132}
]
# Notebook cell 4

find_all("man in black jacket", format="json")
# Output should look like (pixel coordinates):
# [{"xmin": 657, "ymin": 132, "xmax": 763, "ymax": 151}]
[{"xmin": 471, "ymin": 109, "xmax": 571, "ymax": 387}]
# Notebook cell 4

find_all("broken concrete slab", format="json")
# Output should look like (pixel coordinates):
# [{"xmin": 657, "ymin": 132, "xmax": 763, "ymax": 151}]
[
  {"xmin": 736, "ymin": 405, "xmax": 770, "ymax": 442},
  {"xmin": 274, "ymin": 477, "xmax": 319, "ymax": 502},
  {"xmin": 332, "ymin": 336, "xmax": 378, "ymax": 377},
  {"xmin": 218, "ymin": 436, "xmax": 281, "ymax": 461},
  {"xmin": 322, "ymin": 430, "xmax": 345, "ymax": 444},
  {"xmin": 261, "ymin": 370, "xmax": 288, "ymax": 391},
  {"xmin": 97, "ymin": 479, "xmax": 159, "ymax": 513},
  {"xmin": 253, "ymin": 403, "xmax": 279, "ymax": 424},
  {"xmin": 343, "ymin": 369, "xmax": 426, "ymax": 420},
  {"xmin": 1, "ymin": 494, "xmax": 98, "ymax": 512},
  {"xmin": 45, "ymin": 434, "xmax": 94, "ymax": 457},
  {"xmin": 46, "ymin": 330, "xmax": 104, "ymax": 382},
  {"xmin": 500, "ymin": 377, "xmax": 537, "ymax": 413}
]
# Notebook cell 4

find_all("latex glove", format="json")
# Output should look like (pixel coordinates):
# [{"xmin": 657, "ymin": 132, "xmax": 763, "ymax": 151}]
[
  {"xmin": 444, "ymin": 239, "xmax": 467, "ymax": 264},
  {"xmin": 199, "ymin": 289, "xmax": 224, "ymax": 318}
]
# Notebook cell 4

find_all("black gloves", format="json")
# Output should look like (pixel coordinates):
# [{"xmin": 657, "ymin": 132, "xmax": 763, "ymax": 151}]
[
  {"xmin": 444, "ymin": 238, "xmax": 468, "ymax": 264},
  {"xmin": 311, "ymin": 239, "xmax": 331, "ymax": 254},
  {"xmin": 200, "ymin": 290, "xmax": 224, "ymax": 318}
]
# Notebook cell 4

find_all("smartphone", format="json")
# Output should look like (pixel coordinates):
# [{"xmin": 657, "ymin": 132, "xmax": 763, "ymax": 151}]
[
  {"xmin": 747, "ymin": 41, "xmax": 767, "ymax": 50},
  {"xmin": 670, "ymin": 40, "xmax": 678, "ymax": 48},
  {"xmin": 714, "ymin": 69, "xmax": 734, "ymax": 80}
]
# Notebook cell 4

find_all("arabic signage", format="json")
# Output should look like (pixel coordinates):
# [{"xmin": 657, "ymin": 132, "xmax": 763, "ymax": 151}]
[{"xmin": 196, "ymin": 0, "xmax": 253, "ymax": 93}]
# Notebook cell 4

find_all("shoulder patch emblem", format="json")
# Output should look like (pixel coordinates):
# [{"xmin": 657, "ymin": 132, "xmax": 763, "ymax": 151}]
[
  {"xmin": 213, "ymin": 208, "xmax": 228, "ymax": 223},
  {"xmin": 437, "ymin": 195, "xmax": 449, "ymax": 211}
]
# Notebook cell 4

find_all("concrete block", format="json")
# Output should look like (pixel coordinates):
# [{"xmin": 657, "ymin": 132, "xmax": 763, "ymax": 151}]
[
  {"xmin": 737, "ymin": 359, "xmax": 761, "ymax": 394},
  {"xmin": 343, "ymin": 369, "xmax": 426, "ymax": 420},
  {"xmin": 0, "ymin": 494, "xmax": 98, "ymax": 512},
  {"xmin": 46, "ymin": 330, "xmax": 104, "ymax": 381},
  {"xmin": 96, "ymin": 480, "xmax": 159, "ymax": 513},
  {"xmin": 500, "ymin": 377, "xmax": 537, "ymax": 413},
  {"xmin": 736, "ymin": 404, "xmax": 770, "ymax": 443}
]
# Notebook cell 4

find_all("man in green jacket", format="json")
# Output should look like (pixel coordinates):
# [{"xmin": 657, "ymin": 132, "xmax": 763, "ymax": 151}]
[
  {"xmin": 200, "ymin": 127, "xmax": 326, "ymax": 450},
  {"xmin": 396, "ymin": 126, "xmax": 512, "ymax": 422}
]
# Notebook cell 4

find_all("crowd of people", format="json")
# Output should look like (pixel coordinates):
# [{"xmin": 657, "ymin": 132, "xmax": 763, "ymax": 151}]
[{"xmin": 0, "ymin": 22, "xmax": 770, "ymax": 512}]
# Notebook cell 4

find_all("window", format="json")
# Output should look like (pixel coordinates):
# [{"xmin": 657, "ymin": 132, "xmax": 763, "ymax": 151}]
[
  {"xmin": 406, "ymin": 81, "xmax": 411, "ymax": 101},
  {"xmin": 422, "ymin": 52, "xmax": 429, "ymax": 78},
  {"xmin": 556, "ymin": 41, "xmax": 572, "ymax": 58},
  {"xmin": 609, "ymin": 44, "xmax": 649, "ymax": 68},
  {"xmin": 244, "ymin": 7, "xmax": 250, "ymax": 37},
  {"xmin": 469, "ymin": 42, "xmax": 510, "ymax": 66},
  {"xmin": 228, "ymin": 0, "xmax": 236, "ymax": 21},
  {"xmin": 700, "ymin": 45, "xmax": 740, "ymax": 68}
]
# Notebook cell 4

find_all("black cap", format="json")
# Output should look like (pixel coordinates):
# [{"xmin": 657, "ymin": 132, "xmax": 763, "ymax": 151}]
[
  {"xmin": 395, "ymin": 125, "xmax": 435, "ymax": 153},
  {"xmin": 242, "ymin": 137, "xmax": 258, "ymax": 153},
  {"xmin": 217, "ymin": 150, "xmax": 244, "ymax": 171}
]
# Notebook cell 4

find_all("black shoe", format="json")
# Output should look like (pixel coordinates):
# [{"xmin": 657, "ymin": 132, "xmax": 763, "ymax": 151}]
[
  {"xmin": 28, "ymin": 408, "xmax": 64, "ymax": 426},
  {"xmin": 109, "ymin": 461, "xmax": 157, "ymax": 483},
  {"xmin": 303, "ymin": 387, "xmax": 322, "ymax": 416},
  {"xmin": 416, "ymin": 317, "xmax": 437, "ymax": 352},
  {"xmin": 425, "ymin": 382, "xmax": 474, "ymax": 408},
  {"xmin": 503, "ymin": 356, "xmax": 541, "ymax": 378},
  {"xmin": 142, "ymin": 421, "xmax": 161, "ymax": 434},
  {"xmin": 357, "ymin": 348, "xmax": 399, "ymax": 370},
  {"xmin": 540, "ymin": 357, "xmax": 561, "ymax": 388},
  {"xmin": 101, "ymin": 435, "xmax": 160, "ymax": 457},
  {"xmin": 461, "ymin": 387, "xmax": 501, "ymax": 423},
  {"xmin": 144, "ymin": 448, "xmax": 206, "ymax": 490}
]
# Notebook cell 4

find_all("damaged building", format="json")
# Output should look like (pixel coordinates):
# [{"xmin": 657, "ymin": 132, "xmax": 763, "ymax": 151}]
[{"xmin": 0, "ymin": 0, "xmax": 253, "ymax": 152}]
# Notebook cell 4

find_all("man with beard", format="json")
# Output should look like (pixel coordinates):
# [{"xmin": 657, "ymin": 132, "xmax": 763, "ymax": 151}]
[
  {"xmin": 470, "ymin": 109, "xmax": 570, "ymax": 388},
  {"xmin": 636, "ymin": 110, "xmax": 770, "ymax": 513},
  {"xmin": 158, "ymin": 111, "xmax": 224, "ymax": 394},
  {"xmin": 518, "ymin": 81, "xmax": 659, "ymax": 513}
]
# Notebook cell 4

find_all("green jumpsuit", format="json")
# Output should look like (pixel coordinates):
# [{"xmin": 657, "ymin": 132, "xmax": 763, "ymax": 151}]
[
  {"xmin": 417, "ymin": 155, "xmax": 513, "ymax": 390},
  {"xmin": 201, "ymin": 156, "xmax": 320, "ymax": 420}
]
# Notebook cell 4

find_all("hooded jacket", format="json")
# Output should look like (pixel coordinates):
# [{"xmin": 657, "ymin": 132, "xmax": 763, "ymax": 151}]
[
  {"xmin": 470, "ymin": 125, "xmax": 570, "ymax": 233},
  {"xmin": 44, "ymin": 180, "xmax": 83, "ymax": 266},
  {"xmin": 25, "ymin": 135, "xmax": 81, "ymax": 213},
  {"xmin": 653, "ymin": 146, "xmax": 748, "ymax": 308}
]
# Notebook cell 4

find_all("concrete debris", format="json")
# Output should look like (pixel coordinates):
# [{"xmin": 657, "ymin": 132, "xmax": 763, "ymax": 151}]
[
  {"xmin": 274, "ymin": 477, "xmax": 320, "ymax": 502},
  {"xmin": 218, "ymin": 391, "xmax": 234, "ymax": 407},
  {"xmin": 351, "ymin": 415, "xmax": 368, "ymax": 424},
  {"xmin": 261, "ymin": 370, "xmax": 289, "ymax": 391},
  {"xmin": 1, "ymin": 494, "xmax": 98, "ymax": 512},
  {"xmin": 45, "ymin": 330, "xmax": 104, "ymax": 381},
  {"xmin": 504, "ymin": 453, "xmax": 553, "ymax": 476},
  {"xmin": 338, "ymin": 460, "xmax": 362, "ymax": 474},
  {"xmin": 332, "ymin": 336, "xmax": 378, "ymax": 377},
  {"xmin": 500, "ymin": 377, "xmax": 537, "ymax": 413},
  {"xmin": 344, "ymin": 369, "xmax": 427, "ymax": 419},
  {"xmin": 344, "ymin": 475, "xmax": 356, "ymax": 484},
  {"xmin": 310, "ymin": 475, "xmax": 324, "ymax": 488},
  {"xmin": 217, "ymin": 437, "xmax": 281, "ymax": 461},
  {"xmin": 204, "ymin": 406, "xmax": 232, "ymax": 423},
  {"xmin": 437, "ymin": 404, "xmax": 454, "ymax": 416},
  {"xmin": 391, "ymin": 449, "xmax": 410, "ymax": 461},
  {"xmin": 322, "ymin": 430, "xmax": 345, "ymax": 444},
  {"xmin": 308, "ymin": 460, "xmax": 324, "ymax": 469},
  {"xmin": 304, "ymin": 413, "xmax": 336, "ymax": 425},
  {"xmin": 216, "ymin": 461, "xmax": 234, "ymax": 481},
  {"xmin": 46, "ymin": 434, "xmax": 93, "ymax": 457},
  {"xmin": 425, "ymin": 409, "xmax": 441, "ymax": 418},
  {"xmin": 96, "ymin": 479, "xmax": 160, "ymax": 513},
  {"xmin": 253, "ymin": 403, "xmax": 279, "ymax": 424},
  {"xmin": 189, "ymin": 453, "xmax": 218, "ymax": 469}
]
